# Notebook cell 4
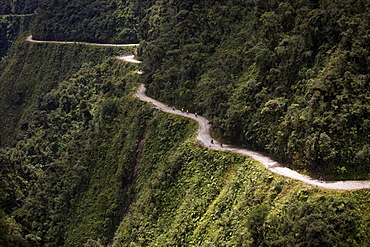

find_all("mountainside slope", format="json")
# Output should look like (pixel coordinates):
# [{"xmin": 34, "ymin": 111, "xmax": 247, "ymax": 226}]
[
  {"xmin": 140, "ymin": 0, "xmax": 370, "ymax": 179},
  {"xmin": 0, "ymin": 14, "xmax": 33, "ymax": 60},
  {"xmin": 31, "ymin": 0, "xmax": 154, "ymax": 43},
  {"xmin": 111, "ymin": 135, "xmax": 370, "ymax": 246},
  {"xmin": 0, "ymin": 37, "xmax": 151, "ymax": 246},
  {"xmin": 0, "ymin": 37, "xmax": 130, "ymax": 146},
  {"xmin": 136, "ymin": 83, "xmax": 370, "ymax": 190},
  {"xmin": 1, "ymin": 1, "xmax": 370, "ymax": 246}
]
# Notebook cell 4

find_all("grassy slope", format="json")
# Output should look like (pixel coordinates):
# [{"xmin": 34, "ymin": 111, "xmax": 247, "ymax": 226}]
[{"xmin": 111, "ymin": 111, "xmax": 370, "ymax": 247}]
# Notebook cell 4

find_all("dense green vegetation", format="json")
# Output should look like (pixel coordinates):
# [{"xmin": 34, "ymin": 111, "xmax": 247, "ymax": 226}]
[
  {"xmin": 0, "ymin": 0, "xmax": 36, "ymax": 59},
  {"xmin": 140, "ymin": 0, "xmax": 370, "ymax": 178},
  {"xmin": 31, "ymin": 0, "xmax": 154, "ymax": 43},
  {"xmin": 111, "ymin": 122, "xmax": 370, "ymax": 246},
  {"xmin": 0, "ymin": 37, "xmax": 133, "ymax": 146},
  {"xmin": 0, "ymin": 0, "xmax": 37, "ymax": 15},
  {"xmin": 0, "ymin": 40, "xmax": 151, "ymax": 246},
  {"xmin": 1, "ymin": 0, "xmax": 370, "ymax": 246},
  {"xmin": 0, "ymin": 15, "xmax": 32, "ymax": 60}
]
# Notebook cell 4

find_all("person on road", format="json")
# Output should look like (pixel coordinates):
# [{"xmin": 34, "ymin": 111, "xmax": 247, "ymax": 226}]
[
  {"xmin": 319, "ymin": 177, "xmax": 323, "ymax": 182},
  {"xmin": 211, "ymin": 139, "xmax": 214, "ymax": 144},
  {"xmin": 220, "ymin": 143, "xmax": 223, "ymax": 148}
]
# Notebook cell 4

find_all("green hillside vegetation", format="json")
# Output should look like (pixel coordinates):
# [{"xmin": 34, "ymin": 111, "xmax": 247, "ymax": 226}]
[
  {"xmin": 0, "ymin": 0, "xmax": 36, "ymax": 59},
  {"xmin": 140, "ymin": 0, "xmax": 370, "ymax": 179},
  {"xmin": 1, "ymin": 44, "xmax": 369, "ymax": 244},
  {"xmin": 0, "ymin": 15, "xmax": 33, "ymax": 60},
  {"xmin": 1, "ymin": 0, "xmax": 370, "ymax": 246},
  {"xmin": 111, "ymin": 128, "xmax": 370, "ymax": 247},
  {"xmin": 0, "ymin": 37, "xmax": 134, "ymax": 146},
  {"xmin": 31, "ymin": 0, "xmax": 153, "ymax": 43},
  {"xmin": 0, "ymin": 40, "xmax": 151, "ymax": 246},
  {"xmin": 0, "ymin": 0, "xmax": 37, "ymax": 15}
]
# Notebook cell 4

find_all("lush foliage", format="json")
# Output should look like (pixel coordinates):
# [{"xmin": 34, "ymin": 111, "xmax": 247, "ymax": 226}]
[
  {"xmin": 1, "ymin": 1, "xmax": 370, "ymax": 247},
  {"xmin": 0, "ymin": 0, "xmax": 37, "ymax": 15},
  {"xmin": 0, "ymin": 15, "xmax": 32, "ymax": 60},
  {"xmin": 0, "ymin": 39, "xmax": 151, "ymax": 246},
  {"xmin": 140, "ymin": 0, "xmax": 370, "ymax": 178},
  {"xmin": 0, "ymin": 37, "xmax": 133, "ymax": 146},
  {"xmin": 111, "ymin": 121, "xmax": 370, "ymax": 246},
  {"xmin": 31, "ymin": 0, "xmax": 154, "ymax": 43}
]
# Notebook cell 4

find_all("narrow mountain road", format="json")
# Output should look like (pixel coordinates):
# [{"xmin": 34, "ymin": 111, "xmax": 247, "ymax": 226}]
[
  {"xmin": 24, "ymin": 36, "xmax": 370, "ymax": 191},
  {"xmin": 135, "ymin": 84, "xmax": 370, "ymax": 191},
  {"xmin": 26, "ymin": 35, "xmax": 139, "ymax": 47},
  {"xmin": 0, "ymin": 13, "xmax": 35, "ymax": 17}
]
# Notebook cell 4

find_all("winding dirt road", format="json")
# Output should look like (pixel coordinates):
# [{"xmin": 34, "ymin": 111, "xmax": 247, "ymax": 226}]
[
  {"xmin": 135, "ymin": 84, "xmax": 370, "ymax": 191},
  {"xmin": 24, "ymin": 36, "xmax": 370, "ymax": 190},
  {"xmin": 26, "ymin": 35, "xmax": 139, "ymax": 47}
]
